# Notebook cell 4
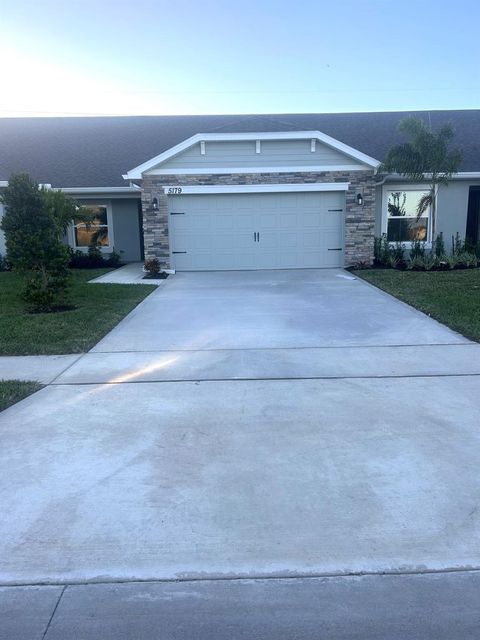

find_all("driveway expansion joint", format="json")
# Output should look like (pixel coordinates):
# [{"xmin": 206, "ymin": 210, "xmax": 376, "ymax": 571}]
[
  {"xmin": 41, "ymin": 585, "xmax": 66, "ymax": 640},
  {"xmin": 49, "ymin": 372, "xmax": 480, "ymax": 386},
  {"xmin": 4, "ymin": 565, "xmax": 480, "ymax": 590},
  {"xmin": 88, "ymin": 342, "xmax": 472, "ymax": 354},
  {"xmin": 48, "ymin": 353, "xmax": 85, "ymax": 384}
]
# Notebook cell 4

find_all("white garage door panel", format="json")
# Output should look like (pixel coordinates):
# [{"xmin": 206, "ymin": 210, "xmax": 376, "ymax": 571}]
[{"xmin": 169, "ymin": 192, "xmax": 344, "ymax": 270}]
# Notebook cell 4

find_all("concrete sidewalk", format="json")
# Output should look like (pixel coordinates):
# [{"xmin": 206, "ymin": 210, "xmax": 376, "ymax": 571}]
[
  {"xmin": 53, "ymin": 343, "xmax": 480, "ymax": 384},
  {"xmin": 89, "ymin": 262, "xmax": 169, "ymax": 285},
  {"xmin": 0, "ymin": 354, "xmax": 81, "ymax": 384},
  {"xmin": 2, "ymin": 572, "xmax": 480, "ymax": 640}
]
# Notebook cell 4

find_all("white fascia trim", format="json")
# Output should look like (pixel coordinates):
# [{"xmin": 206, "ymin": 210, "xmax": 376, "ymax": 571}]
[
  {"xmin": 124, "ymin": 130, "xmax": 380, "ymax": 179},
  {"xmin": 382, "ymin": 171, "xmax": 480, "ymax": 182},
  {"xmin": 451, "ymin": 172, "xmax": 480, "ymax": 180},
  {"xmin": 61, "ymin": 186, "xmax": 141, "ymax": 194},
  {"xmin": 0, "ymin": 182, "xmax": 142, "ymax": 193},
  {"xmin": 162, "ymin": 182, "xmax": 350, "ymax": 195},
  {"xmin": 149, "ymin": 164, "xmax": 368, "ymax": 175}
]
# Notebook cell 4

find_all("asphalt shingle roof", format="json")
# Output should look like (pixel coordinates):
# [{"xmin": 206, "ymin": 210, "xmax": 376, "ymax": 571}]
[{"xmin": 0, "ymin": 110, "xmax": 478, "ymax": 188}]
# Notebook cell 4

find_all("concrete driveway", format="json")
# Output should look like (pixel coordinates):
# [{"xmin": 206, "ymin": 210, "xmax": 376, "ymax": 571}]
[{"xmin": 1, "ymin": 269, "xmax": 480, "ymax": 585}]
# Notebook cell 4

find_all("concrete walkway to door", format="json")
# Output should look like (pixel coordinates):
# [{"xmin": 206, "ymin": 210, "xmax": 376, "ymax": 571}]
[{"xmin": 1, "ymin": 269, "xmax": 480, "ymax": 587}]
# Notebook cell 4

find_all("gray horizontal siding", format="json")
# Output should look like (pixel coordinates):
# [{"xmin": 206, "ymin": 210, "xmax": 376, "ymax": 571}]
[{"xmin": 153, "ymin": 140, "xmax": 364, "ymax": 171}]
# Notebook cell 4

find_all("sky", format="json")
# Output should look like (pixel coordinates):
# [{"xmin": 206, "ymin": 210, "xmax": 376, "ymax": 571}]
[{"xmin": 0, "ymin": 0, "xmax": 479, "ymax": 117}]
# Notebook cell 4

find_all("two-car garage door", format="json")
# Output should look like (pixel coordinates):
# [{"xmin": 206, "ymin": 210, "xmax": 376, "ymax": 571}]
[{"xmin": 169, "ymin": 192, "xmax": 345, "ymax": 271}]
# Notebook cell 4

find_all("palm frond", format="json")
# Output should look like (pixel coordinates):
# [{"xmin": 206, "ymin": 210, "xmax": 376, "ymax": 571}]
[{"xmin": 416, "ymin": 192, "xmax": 433, "ymax": 218}]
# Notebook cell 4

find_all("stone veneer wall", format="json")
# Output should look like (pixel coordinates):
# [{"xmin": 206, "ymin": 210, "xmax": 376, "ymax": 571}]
[{"xmin": 141, "ymin": 170, "xmax": 376, "ymax": 268}]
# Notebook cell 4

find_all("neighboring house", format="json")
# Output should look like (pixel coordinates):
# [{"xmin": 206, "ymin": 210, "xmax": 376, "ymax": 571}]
[{"xmin": 0, "ymin": 110, "xmax": 479, "ymax": 270}]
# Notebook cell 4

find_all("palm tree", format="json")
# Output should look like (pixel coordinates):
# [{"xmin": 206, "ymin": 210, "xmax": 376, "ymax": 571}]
[{"xmin": 380, "ymin": 117, "xmax": 462, "ymax": 241}]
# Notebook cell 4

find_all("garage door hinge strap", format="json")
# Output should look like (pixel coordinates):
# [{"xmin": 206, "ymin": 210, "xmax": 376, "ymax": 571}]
[
  {"xmin": 170, "ymin": 212, "xmax": 185, "ymax": 215},
  {"xmin": 172, "ymin": 251, "xmax": 187, "ymax": 254},
  {"xmin": 328, "ymin": 248, "xmax": 343, "ymax": 251}
]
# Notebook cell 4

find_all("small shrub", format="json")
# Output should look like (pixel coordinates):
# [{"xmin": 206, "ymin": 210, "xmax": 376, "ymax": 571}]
[
  {"xmin": 408, "ymin": 255, "xmax": 427, "ymax": 271},
  {"xmin": 68, "ymin": 246, "xmax": 123, "ymax": 269},
  {"xmin": 434, "ymin": 232, "xmax": 446, "ymax": 258},
  {"xmin": 455, "ymin": 252, "xmax": 478, "ymax": 269},
  {"xmin": 352, "ymin": 260, "xmax": 370, "ymax": 270},
  {"xmin": 451, "ymin": 232, "xmax": 465, "ymax": 256},
  {"xmin": 408, "ymin": 255, "xmax": 436, "ymax": 271},
  {"xmin": 391, "ymin": 241, "xmax": 405, "ymax": 263},
  {"xmin": 389, "ymin": 242, "xmax": 407, "ymax": 269},
  {"xmin": 465, "ymin": 239, "xmax": 480, "ymax": 258},
  {"xmin": 144, "ymin": 258, "xmax": 161, "ymax": 277},
  {"xmin": 446, "ymin": 254, "xmax": 460, "ymax": 270},
  {"xmin": 410, "ymin": 239, "xmax": 426, "ymax": 260},
  {"xmin": 87, "ymin": 243, "xmax": 104, "ymax": 265},
  {"xmin": 423, "ymin": 255, "xmax": 438, "ymax": 271},
  {"xmin": 373, "ymin": 236, "xmax": 383, "ymax": 264},
  {"xmin": 104, "ymin": 248, "xmax": 123, "ymax": 268},
  {"xmin": 0, "ymin": 254, "xmax": 10, "ymax": 271},
  {"xmin": 68, "ymin": 249, "xmax": 92, "ymax": 268},
  {"xmin": 373, "ymin": 234, "xmax": 394, "ymax": 267}
]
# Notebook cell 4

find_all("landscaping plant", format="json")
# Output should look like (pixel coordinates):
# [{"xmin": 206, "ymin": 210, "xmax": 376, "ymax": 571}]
[
  {"xmin": 68, "ymin": 246, "xmax": 123, "ymax": 269},
  {"xmin": 434, "ymin": 232, "xmax": 446, "ymax": 258},
  {"xmin": 371, "ymin": 231, "xmax": 479, "ymax": 272},
  {"xmin": 0, "ymin": 254, "xmax": 9, "ymax": 271},
  {"xmin": 1, "ymin": 174, "xmax": 73, "ymax": 312},
  {"xmin": 144, "ymin": 258, "xmax": 161, "ymax": 278},
  {"xmin": 380, "ymin": 117, "xmax": 462, "ymax": 240}
]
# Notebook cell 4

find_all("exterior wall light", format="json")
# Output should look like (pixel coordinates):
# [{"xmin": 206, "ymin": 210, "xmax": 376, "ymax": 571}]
[
  {"xmin": 152, "ymin": 197, "xmax": 159, "ymax": 212},
  {"xmin": 356, "ymin": 193, "xmax": 363, "ymax": 207}
]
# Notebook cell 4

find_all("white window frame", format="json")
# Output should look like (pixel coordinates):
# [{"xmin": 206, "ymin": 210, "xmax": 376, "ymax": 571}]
[
  {"xmin": 381, "ymin": 184, "xmax": 433, "ymax": 247},
  {"xmin": 71, "ymin": 202, "xmax": 114, "ymax": 252}
]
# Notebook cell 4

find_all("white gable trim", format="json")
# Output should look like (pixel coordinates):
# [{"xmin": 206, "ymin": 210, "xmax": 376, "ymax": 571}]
[
  {"xmin": 149, "ymin": 164, "xmax": 369, "ymax": 176},
  {"xmin": 123, "ymin": 131, "xmax": 380, "ymax": 180},
  {"xmin": 162, "ymin": 182, "xmax": 350, "ymax": 195}
]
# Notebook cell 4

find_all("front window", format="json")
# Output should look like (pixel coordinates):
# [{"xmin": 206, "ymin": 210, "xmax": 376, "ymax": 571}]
[
  {"xmin": 74, "ymin": 205, "xmax": 109, "ymax": 247},
  {"xmin": 386, "ymin": 190, "xmax": 430, "ymax": 242}
]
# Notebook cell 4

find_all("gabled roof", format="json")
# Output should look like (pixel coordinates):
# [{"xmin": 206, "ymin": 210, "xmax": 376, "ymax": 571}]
[
  {"xmin": 123, "ymin": 130, "xmax": 381, "ymax": 179},
  {"xmin": 0, "ymin": 110, "xmax": 478, "ymax": 188}
]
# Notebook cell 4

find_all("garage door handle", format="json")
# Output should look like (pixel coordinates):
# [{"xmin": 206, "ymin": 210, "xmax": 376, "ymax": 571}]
[
  {"xmin": 172, "ymin": 251, "xmax": 187, "ymax": 254},
  {"xmin": 253, "ymin": 232, "xmax": 260, "ymax": 242},
  {"xmin": 328, "ymin": 248, "xmax": 343, "ymax": 251}
]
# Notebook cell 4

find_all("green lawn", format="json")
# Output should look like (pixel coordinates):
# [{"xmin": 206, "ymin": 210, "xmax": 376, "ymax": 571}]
[
  {"xmin": 353, "ymin": 268, "xmax": 480, "ymax": 342},
  {"xmin": 0, "ymin": 269, "xmax": 156, "ymax": 355},
  {"xmin": 0, "ymin": 380, "xmax": 43, "ymax": 412}
]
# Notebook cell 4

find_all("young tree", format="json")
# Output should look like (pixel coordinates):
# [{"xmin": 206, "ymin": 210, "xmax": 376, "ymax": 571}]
[
  {"xmin": 380, "ymin": 117, "xmax": 462, "ymax": 240},
  {"xmin": 0, "ymin": 174, "xmax": 71, "ymax": 312}
]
